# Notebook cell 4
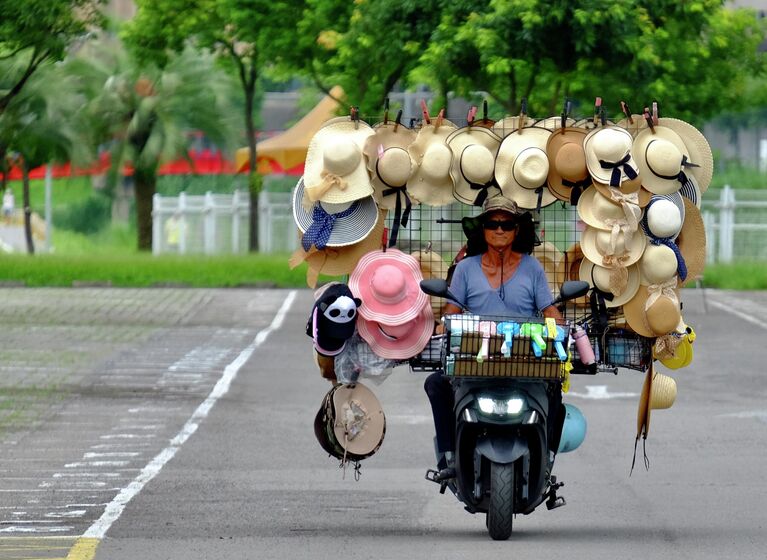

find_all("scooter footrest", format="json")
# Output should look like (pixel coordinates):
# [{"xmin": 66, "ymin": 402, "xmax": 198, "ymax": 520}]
[{"xmin": 546, "ymin": 496, "xmax": 566, "ymax": 510}]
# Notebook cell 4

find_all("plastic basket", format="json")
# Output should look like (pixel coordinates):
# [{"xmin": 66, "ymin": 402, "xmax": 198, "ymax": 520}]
[{"xmin": 442, "ymin": 314, "xmax": 571, "ymax": 379}]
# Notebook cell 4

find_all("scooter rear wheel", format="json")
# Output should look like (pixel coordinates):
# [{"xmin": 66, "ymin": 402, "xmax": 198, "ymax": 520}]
[{"xmin": 487, "ymin": 461, "xmax": 514, "ymax": 540}]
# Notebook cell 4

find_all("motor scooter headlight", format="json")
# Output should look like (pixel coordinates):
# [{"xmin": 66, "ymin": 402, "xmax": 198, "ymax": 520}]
[{"xmin": 477, "ymin": 396, "xmax": 526, "ymax": 416}]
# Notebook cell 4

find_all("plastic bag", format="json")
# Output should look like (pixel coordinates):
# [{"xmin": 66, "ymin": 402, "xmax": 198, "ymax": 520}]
[{"xmin": 334, "ymin": 333, "xmax": 398, "ymax": 385}]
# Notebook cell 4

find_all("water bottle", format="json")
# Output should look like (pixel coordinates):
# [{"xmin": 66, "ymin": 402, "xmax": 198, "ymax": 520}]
[{"xmin": 573, "ymin": 326, "xmax": 595, "ymax": 365}]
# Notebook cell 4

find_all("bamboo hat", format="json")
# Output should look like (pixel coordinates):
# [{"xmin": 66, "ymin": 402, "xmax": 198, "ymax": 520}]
[
  {"xmin": 495, "ymin": 126, "xmax": 557, "ymax": 210},
  {"xmin": 407, "ymin": 119, "xmax": 458, "ymax": 206}
]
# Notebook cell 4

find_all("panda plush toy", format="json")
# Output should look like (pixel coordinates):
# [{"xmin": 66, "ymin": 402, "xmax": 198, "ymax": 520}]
[{"xmin": 306, "ymin": 283, "xmax": 362, "ymax": 357}]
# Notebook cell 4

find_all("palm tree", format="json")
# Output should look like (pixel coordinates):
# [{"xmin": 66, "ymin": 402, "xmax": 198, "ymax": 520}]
[{"xmin": 67, "ymin": 41, "xmax": 238, "ymax": 250}]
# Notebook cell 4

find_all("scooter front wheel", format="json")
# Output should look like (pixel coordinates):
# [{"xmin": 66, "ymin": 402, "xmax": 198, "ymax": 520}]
[{"xmin": 487, "ymin": 461, "xmax": 514, "ymax": 540}]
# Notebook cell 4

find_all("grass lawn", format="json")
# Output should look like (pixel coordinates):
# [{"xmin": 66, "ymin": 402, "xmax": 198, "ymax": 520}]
[{"xmin": 698, "ymin": 262, "xmax": 767, "ymax": 290}]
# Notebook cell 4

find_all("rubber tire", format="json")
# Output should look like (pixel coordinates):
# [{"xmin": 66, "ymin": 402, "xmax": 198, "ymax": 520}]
[{"xmin": 487, "ymin": 461, "xmax": 514, "ymax": 540}]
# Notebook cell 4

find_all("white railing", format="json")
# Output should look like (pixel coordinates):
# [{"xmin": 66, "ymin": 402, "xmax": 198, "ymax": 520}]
[{"xmin": 702, "ymin": 186, "xmax": 767, "ymax": 263}]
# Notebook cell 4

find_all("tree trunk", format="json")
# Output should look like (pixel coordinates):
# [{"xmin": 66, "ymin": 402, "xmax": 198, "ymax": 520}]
[
  {"xmin": 134, "ymin": 167, "xmax": 156, "ymax": 251},
  {"xmin": 21, "ymin": 160, "xmax": 34, "ymax": 255},
  {"xmin": 245, "ymin": 82, "xmax": 260, "ymax": 253}
]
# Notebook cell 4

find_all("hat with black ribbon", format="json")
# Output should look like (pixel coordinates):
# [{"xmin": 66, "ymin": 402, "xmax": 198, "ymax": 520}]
[
  {"xmin": 495, "ymin": 125, "xmax": 556, "ymax": 211},
  {"xmin": 447, "ymin": 126, "xmax": 502, "ymax": 206},
  {"xmin": 584, "ymin": 126, "xmax": 640, "ymax": 189},
  {"xmin": 633, "ymin": 126, "xmax": 700, "ymax": 196}
]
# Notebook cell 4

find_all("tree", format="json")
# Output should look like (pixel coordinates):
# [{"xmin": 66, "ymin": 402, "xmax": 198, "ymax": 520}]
[
  {"xmin": 67, "ymin": 42, "xmax": 237, "ymax": 250},
  {"xmin": 123, "ymin": 0, "xmax": 306, "ymax": 252},
  {"xmin": 0, "ymin": 0, "xmax": 106, "ymax": 115}
]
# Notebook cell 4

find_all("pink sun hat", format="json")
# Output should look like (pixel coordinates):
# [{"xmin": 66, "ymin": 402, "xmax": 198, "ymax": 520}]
[
  {"xmin": 357, "ymin": 304, "xmax": 435, "ymax": 359},
  {"xmin": 349, "ymin": 248, "xmax": 429, "ymax": 324}
]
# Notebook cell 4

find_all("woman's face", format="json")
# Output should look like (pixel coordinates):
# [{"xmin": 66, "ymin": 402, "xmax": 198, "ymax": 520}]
[{"xmin": 483, "ymin": 210, "xmax": 518, "ymax": 252}]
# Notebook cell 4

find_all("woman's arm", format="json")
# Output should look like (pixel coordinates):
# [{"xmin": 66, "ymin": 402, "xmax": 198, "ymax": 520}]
[{"xmin": 541, "ymin": 304, "xmax": 563, "ymax": 321}]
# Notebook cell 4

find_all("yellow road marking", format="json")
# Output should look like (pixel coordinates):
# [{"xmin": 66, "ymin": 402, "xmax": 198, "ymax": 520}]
[
  {"xmin": 0, "ymin": 536, "xmax": 76, "ymax": 559},
  {"xmin": 65, "ymin": 538, "xmax": 100, "ymax": 560}
]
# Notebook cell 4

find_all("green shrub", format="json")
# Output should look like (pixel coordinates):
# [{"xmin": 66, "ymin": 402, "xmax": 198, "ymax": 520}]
[{"xmin": 53, "ymin": 192, "xmax": 112, "ymax": 234}]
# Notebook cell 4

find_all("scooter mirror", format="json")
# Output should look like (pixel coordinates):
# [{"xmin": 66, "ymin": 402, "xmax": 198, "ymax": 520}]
[
  {"xmin": 557, "ymin": 280, "xmax": 590, "ymax": 303},
  {"xmin": 419, "ymin": 279, "xmax": 450, "ymax": 298}
]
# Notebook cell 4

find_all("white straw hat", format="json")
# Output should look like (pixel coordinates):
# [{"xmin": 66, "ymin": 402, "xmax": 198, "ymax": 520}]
[
  {"xmin": 495, "ymin": 126, "xmax": 556, "ymax": 210},
  {"xmin": 447, "ymin": 126, "xmax": 502, "ymax": 206},
  {"xmin": 584, "ymin": 126, "xmax": 640, "ymax": 188},
  {"xmin": 407, "ymin": 119, "xmax": 458, "ymax": 206},
  {"xmin": 633, "ymin": 126, "xmax": 694, "ymax": 195}
]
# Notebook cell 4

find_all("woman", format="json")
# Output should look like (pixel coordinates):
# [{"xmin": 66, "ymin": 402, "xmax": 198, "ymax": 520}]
[{"xmin": 424, "ymin": 195, "xmax": 562, "ymax": 480}]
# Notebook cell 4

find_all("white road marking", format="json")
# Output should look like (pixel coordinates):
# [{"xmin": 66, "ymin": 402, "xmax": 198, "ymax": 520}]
[
  {"xmin": 707, "ymin": 294, "xmax": 767, "ymax": 331},
  {"xmin": 387, "ymin": 414, "xmax": 432, "ymax": 425},
  {"xmin": 82, "ymin": 291, "xmax": 296, "ymax": 540},
  {"xmin": 99, "ymin": 434, "xmax": 155, "ymax": 440},
  {"xmin": 567, "ymin": 385, "xmax": 639, "ymax": 399},
  {"xmin": 0, "ymin": 526, "xmax": 73, "ymax": 533},
  {"xmin": 64, "ymin": 461, "xmax": 130, "ymax": 468},
  {"xmin": 82, "ymin": 452, "xmax": 140, "ymax": 459},
  {"xmin": 717, "ymin": 410, "xmax": 767, "ymax": 421}
]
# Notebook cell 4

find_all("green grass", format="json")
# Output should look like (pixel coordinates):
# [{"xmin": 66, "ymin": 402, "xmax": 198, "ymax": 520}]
[
  {"xmin": 699, "ymin": 262, "xmax": 767, "ymax": 290},
  {"xmin": 710, "ymin": 163, "xmax": 767, "ymax": 190},
  {"xmin": 0, "ymin": 252, "xmax": 318, "ymax": 287},
  {"xmin": 50, "ymin": 222, "xmax": 138, "ymax": 255}
]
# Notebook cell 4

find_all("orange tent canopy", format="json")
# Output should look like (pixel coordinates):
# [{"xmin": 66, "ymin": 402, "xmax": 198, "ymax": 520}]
[{"xmin": 235, "ymin": 86, "xmax": 344, "ymax": 175}]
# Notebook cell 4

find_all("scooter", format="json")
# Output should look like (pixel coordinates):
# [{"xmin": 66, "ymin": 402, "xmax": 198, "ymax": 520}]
[{"xmin": 420, "ymin": 279, "xmax": 590, "ymax": 540}]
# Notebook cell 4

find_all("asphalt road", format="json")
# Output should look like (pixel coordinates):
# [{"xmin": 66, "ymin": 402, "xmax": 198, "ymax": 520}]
[{"xmin": 0, "ymin": 287, "xmax": 766, "ymax": 559}]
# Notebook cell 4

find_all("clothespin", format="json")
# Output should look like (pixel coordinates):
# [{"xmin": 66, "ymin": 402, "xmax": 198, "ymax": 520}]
[
  {"xmin": 409, "ymin": 117, "xmax": 417, "ymax": 128},
  {"xmin": 381, "ymin": 226, "xmax": 388, "ymax": 252},
  {"xmin": 467, "ymin": 106, "xmax": 477, "ymax": 126},
  {"xmin": 383, "ymin": 98, "xmax": 389, "ymax": 125},
  {"xmin": 652, "ymin": 101, "xmax": 659, "ymax": 125},
  {"xmin": 425, "ymin": 241, "xmax": 432, "ymax": 254},
  {"xmin": 600, "ymin": 105, "xmax": 607, "ymax": 126},
  {"xmin": 483, "ymin": 100, "xmax": 488, "ymax": 122},
  {"xmin": 621, "ymin": 101, "xmax": 633, "ymax": 124},
  {"xmin": 561, "ymin": 98, "xmax": 572, "ymax": 129},
  {"xmin": 421, "ymin": 100, "xmax": 431, "ymax": 125},
  {"xmin": 435, "ymin": 108, "xmax": 445, "ymax": 129},
  {"xmin": 643, "ymin": 107, "xmax": 655, "ymax": 132},
  {"xmin": 520, "ymin": 97, "xmax": 528, "ymax": 129},
  {"xmin": 350, "ymin": 106, "xmax": 359, "ymax": 129},
  {"xmin": 393, "ymin": 109, "xmax": 403, "ymax": 132},
  {"xmin": 593, "ymin": 97, "xmax": 602, "ymax": 126}
]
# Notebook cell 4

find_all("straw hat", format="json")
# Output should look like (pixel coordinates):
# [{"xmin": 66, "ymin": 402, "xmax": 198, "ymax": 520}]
[
  {"xmin": 534, "ymin": 116, "xmax": 577, "ymax": 131},
  {"xmin": 584, "ymin": 126, "xmax": 640, "ymax": 189},
  {"xmin": 581, "ymin": 225, "xmax": 647, "ymax": 267},
  {"xmin": 676, "ymin": 197, "xmax": 706, "ymax": 286},
  {"xmin": 638, "ymin": 244, "xmax": 680, "ymax": 285},
  {"xmin": 304, "ymin": 120, "xmax": 375, "ymax": 204},
  {"xmin": 447, "ymin": 126, "xmax": 502, "ymax": 206},
  {"xmin": 577, "ymin": 187, "xmax": 643, "ymax": 231},
  {"xmin": 633, "ymin": 126, "xmax": 694, "ymax": 195},
  {"xmin": 495, "ymin": 126, "xmax": 556, "ymax": 209},
  {"xmin": 678, "ymin": 175, "xmax": 702, "ymax": 209},
  {"xmin": 556, "ymin": 243, "xmax": 589, "ymax": 307},
  {"xmin": 364, "ymin": 123, "xmax": 417, "ymax": 209},
  {"xmin": 290, "ymin": 209, "xmax": 387, "ymax": 288},
  {"xmin": 532, "ymin": 241, "xmax": 562, "ymax": 296},
  {"xmin": 579, "ymin": 257, "xmax": 640, "ymax": 307},
  {"xmin": 637, "ymin": 367, "xmax": 677, "ymax": 439},
  {"xmin": 492, "ymin": 116, "xmax": 525, "ymax": 139},
  {"xmin": 657, "ymin": 117, "xmax": 714, "ymax": 193},
  {"xmin": 292, "ymin": 179, "xmax": 380, "ymax": 250},
  {"xmin": 623, "ymin": 282, "xmax": 681, "ymax": 337},
  {"xmin": 546, "ymin": 127, "xmax": 592, "ymax": 203},
  {"xmin": 593, "ymin": 183, "xmax": 651, "ymax": 207},
  {"xmin": 349, "ymin": 248, "xmax": 429, "ymax": 324},
  {"xmin": 640, "ymin": 192, "xmax": 686, "ymax": 240},
  {"xmin": 357, "ymin": 304, "xmax": 434, "ymax": 360},
  {"xmin": 407, "ymin": 119, "xmax": 458, "ymax": 206},
  {"xmin": 411, "ymin": 249, "xmax": 450, "ymax": 318}
]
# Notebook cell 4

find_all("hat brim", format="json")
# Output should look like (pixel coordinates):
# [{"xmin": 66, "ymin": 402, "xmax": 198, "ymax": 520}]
[
  {"xmin": 633, "ymin": 126, "xmax": 690, "ymax": 195},
  {"xmin": 364, "ymin": 124, "xmax": 417, "ymax": 208},
  {"xmin": 555, "ymin": 243, "xmax": 589, "ymax": 307},
  {"xmin": 533, "ymin": 241, "xmax": 562, "ymax": 296},
  {"xmin": 331, "ymin": 382, "xmax": 386, "ymax": 457},
  {"xmin": 447, "ymin": 127, "xmax": 502, "ymax": 205},
  {"xmin": 578, "ymin": 257, "xmax": 640, "ymax": 307},
  {"xmin": 293, "ymin": 179, "xmax": 380, "ymax": 247},
  {"xmin": 357, "ymin": 305, "xmax": 435, "ymax": 359},
  {"xmin": 623, "ymin": 284, "xmax": 681, "ymax": 337},
  {"xmin": 584, "ymin": 126, "xmax": 639, "ymax": 186},
  {"xmin": 411, "ymin": 250, "xmax": 450, "ymax": 318},
  {"xmin": 577, "ymin": 186, "xmax": 644, "ymax": 230},
  {"xmin": 495, "ymin": 127, "xmax": 555, "ymax": 209},
  {"xmin": 593, "ymin": 182, "xmax": 651, "ymax": 207},
  {"xmin": 581, "ymin": 225, "xmax": 647, "ymax": 267},
  {"xmin": 676, "ymin": 197, "xmax": 706, "ymax": 286},
  {"xmin": 657, "ymin": 118, "xmax": 713, "ymax": 193},
  {"xmin": 546, "ymin": 127, "xmax": 591, "ymax": 202},
  {"xmin": 407, "ymin": 120, "xmax": 458, "ymax": 206}
]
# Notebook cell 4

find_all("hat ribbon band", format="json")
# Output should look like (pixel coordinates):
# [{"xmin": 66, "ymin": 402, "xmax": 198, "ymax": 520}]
[
  {"xmin": 591, "ymin": 260, "xmax": 628, "ymax": 297},
  {"xmin": 306, "ymin": 171, "xmax": 349, "ymax": 202},
  {"xmin": 599, "ymin": 153, "xmax": 638, "ymax": 187},
  {"xmin": 645, "ymin": 277, "xmax": 678, "ymax": 313},
  {"xmin": 460, "ymin": 158, "xmax": 498, "ymax": 206},
  {"xmin": 382, "ymin": 186, "xmax": 412, "ymax": 247},
  {"xmin": 649, "ymin": 236, "xmax": 688, "ymax": 282},
  {"xmin": 301, "ymin": 201, "xmax": 359, "ymax": 251},
  {"xmin": 654, "ymin": 332, "xmax": 684, "ymax": 361},
  {"xmin": 603, "ymin": 218, "xmax": 637, "ymax": 255},
  {"xmin": 562, "ymin": 178, "xmax": 590, "ymax": 205}
]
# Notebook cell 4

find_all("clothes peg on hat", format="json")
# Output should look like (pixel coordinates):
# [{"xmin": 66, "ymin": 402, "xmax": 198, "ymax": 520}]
[
  {"xmin": 593, "ymin": 97, "xmax": 602, "ymax": 126},
  {"xmin": 467, "ymin": 106, "xmax": 477, "ymax": 126},
  {"xmin": 393, "ymin": 109, "xmax": 403, "ymax": 133},
  {"xmin": 381, "ymin": 226, "xmax": 388, "ymax": 251},
  {"xmin": 561, "ymin": 98, "xmax": 572, "ymax": 130},
  {"xmin": 520, "ymin": 97, "xmax": 528, "ymax": 128},
  {"xmin": 643, "ymin": 108, "xmax": 655, "ymax": 132},
  {"xmin": 421, "ymin": 99, "xmax": 431, "ymax": 125},
  {"xmin": 483, "ymin": 99, "xmax": 489, "ymax": 121},
  {"xmin": 652, "ymin": 101, "xmax": 659, "ymax": 125},
  {"xmin": 621, "ymin": 101, "xmax": 633, "ymax": 124},
  {"xmin": 350, "ymin": 106, "xmax": 359, "ymax": 129},
  {"xmin": 600, "ymin": 106, "xmax": 607, "ymax": 127},
  {"xmin": 435, "ymin": 108, "xmax": 445, "ymax": 129}
]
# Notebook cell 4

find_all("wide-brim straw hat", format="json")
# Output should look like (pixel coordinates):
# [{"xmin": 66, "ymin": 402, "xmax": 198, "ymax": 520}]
[
  {"xmin": 357, "ymin": 304, "xmax": 435, "ymax": 360},
  {"xmin": 640, "ymin": 192, "xmax": 685, "ymax": 240},
  {"xmin": 304, "ymin": 119, "xmax": 375, "ymax": 204},
  {"xmin": 657, "ymin": 117, "xmax": 714, "ymax": 193},
  {"xmin": 556, "ymin": 243, "xmax": 589, "ymax": 307},
  {"xmin": 492, "ymin": 116, "xmax": 526, "ymax": 139},
  {"xmin": 349, "ymin": 248, "xmax": 428, "ymax": 324},
  {"xmin": 577, "ymin": 186, "xmax": 644, "ymax": 231},
  {"xmin": 495, "ymin": 126, "xmax": 556, "ymax": 210},
  {"xmin": 411, "ymin": 249, "xmax": 450, "ymax": 318},
  {"xmin": 593, "ymin": 183, "xmax": 651, "ymax": 207},
  {"xmin": 579, "ymin": 257, "xmax": 640, "ymax": 307},
  {"xmin": 447, "ymin": 126, "xmax": 502, "ymax": 206},
  {"xmin": 581, "ymin": 224, "xmax": 647, "ymax": 267},
  {"xmin": 290, "ymin": 209, "xmax": 387, "ymax": 288},
  {"xmin": 407, "ymin": 119, "xmax": 458, "ymax": 206},
  {"xmin": 624, "ymin": 283, "xmax": 681, "ymax": 337},
  {"xmin": 364, "ymin": 123, "xmax": 417, "ymax": 210},
  {"xmin": 534, "ymin": 116, "xmax": 577, "ymax": 131},
  {"xmin": 676, "ymin": 197, "xmax": 706, "ymax": 286},
  {"xmin": 633, "ymin": 126, "xmax": 692, "ymax": 195},
  {"xmin": 532, "ymin": 241, "xmax": 562, "ymax": 296},
  {"xmin": 293, "ymin": 178, "xmax": 380, "ymax": 248},
  {"xmin": 330, "ymin": 382, "xmax": 386, "ymax": 458},
  {"xmin": 547, "ymin": 127, "xmax": 592, "ymax": 203},
  {"xmin": 637, "ymin": 367, "xmax": 677, "ymax": 438},
  {"xmin": 584, "ymin": 126, "xmax": 640, "ymax": 188},
  {"xmin": 638, "ymin": 244, "xmax": 680, "ymax": 286}
]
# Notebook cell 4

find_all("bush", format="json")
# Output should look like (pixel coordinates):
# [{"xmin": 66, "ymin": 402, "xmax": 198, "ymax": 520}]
[{"xmin": 53, "ymin": 192, "xmax": 112, "ymax": 234}]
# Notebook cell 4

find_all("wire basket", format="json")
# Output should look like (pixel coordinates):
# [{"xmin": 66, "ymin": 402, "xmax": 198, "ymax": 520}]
[
  {"xmin": 442, "ymin": 314, "xmax": 570, "ymax": 379},
  {"xmin": 409, "ymin": 334, "xmax": 446, "ymax": 372},
  {"xmin": 570, "ymin": 325, "xmax": 653, "ymax": 372}
]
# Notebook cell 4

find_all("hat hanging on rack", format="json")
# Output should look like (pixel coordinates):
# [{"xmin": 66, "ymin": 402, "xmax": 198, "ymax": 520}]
[
  {"xmin": 633, "ymin": 125, "xmax": 698, "ymax": 195},
  {"xmin": 675, "ymin": 197, "xmax": 706, "ymax": 287},
  {"xmin": 581, "ymin": 224, "xmax": 647, "ymax": 268},
  {"xmin": 407, "ymin": 116, "xmax": 458, "ymax": 206},
  {"xmin": 657, "ymin": 117, "xmax": 714, "ymax": 193},
  {"xmin": 623, "ymin": 280, "xmax": 681, "ymax": 337},
  {"xmin": 546, "ymin": 126, "xmax": 592, "ymax": 204},
  {"xmin": 579, "ymin": 257, "xmax": 641, "ymax": 307},
  {"xmin": 446, "ymin": 125, "xmax": 502, "ymax": 206},
  {"xmin": 495, "ymin": 125, "xmax": 556, "ymax": 210},
  {"xmin": 357, "ymin": 304, "xmax": 435, "ymax": 360},
  {"xmin": 584, "ymin": 126, "xmax": 642, "ymax": 191}
]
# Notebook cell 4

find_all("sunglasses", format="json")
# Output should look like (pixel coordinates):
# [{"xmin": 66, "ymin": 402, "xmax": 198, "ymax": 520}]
[{"xmin": 483, "ymin": 220, "xmax": 517, "ymax": 232}]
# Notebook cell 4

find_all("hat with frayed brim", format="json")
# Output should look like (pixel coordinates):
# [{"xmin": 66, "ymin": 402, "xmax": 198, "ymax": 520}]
[
  {"xmin": 364, "ymin": 122, "xmax": 417, "ymax": 209},
  {"xmin": 293, "ymin": 178, "xmax": 380, "ymax": 249},
  {"xmin": 407, "ymin": 119, "xmax": 458, "ymax": 206},
  {"xmin": 657, "ymin": 118, "xmax": 714, "ymax": 193},
  {"xmin": 357, "ymin": 304, "xmax": 434, "ymax": 360},
  {"xmin": 304, "ymin": 120, "xmax": 375, "ymax": 204},
  {"xmin": 547, "ymin": 127, "xmax": 592, "ymax": 203},
  {"xmin": 637, "ymin": 367, "xmax": 677, "ymax": 439},
  {"xmin": 447, "ymin": 126, "xmax": 502, "ymax": 206},
  {"xmin": 676, "ymin": 197, "xmax": 706, "ymax": 287},
  {"xmin": 495, "ymin": 126, "xmax": 556, "ymax": 210},
  {"xmin": 579, "ymin": 257, "xmax": 640, "ymax": 307}
]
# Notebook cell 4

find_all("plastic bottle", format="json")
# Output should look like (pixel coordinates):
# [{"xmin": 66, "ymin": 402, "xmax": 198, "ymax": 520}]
[{"xmin": 573, "ymin": 325, "xmax": 595, "ymax": 365}]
